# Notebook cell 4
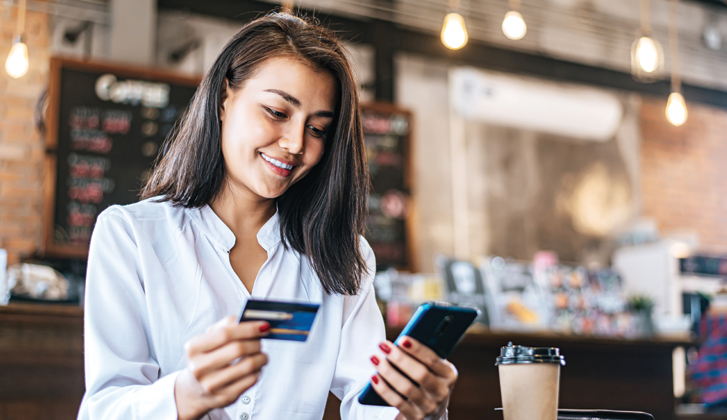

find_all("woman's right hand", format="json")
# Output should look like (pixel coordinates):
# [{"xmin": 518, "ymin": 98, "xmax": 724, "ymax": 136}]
[{"xmin": 174, "ymin": 316, "xmax": 270, "ymax": 420}]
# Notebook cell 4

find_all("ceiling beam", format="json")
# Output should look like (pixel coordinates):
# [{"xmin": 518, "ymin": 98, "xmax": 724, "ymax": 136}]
[
  {"xmin": 684, "ymin": 0, "xmax": 727, "ymax": 9},
  {"xmin": 397, "ymin": 28, "xmax": 727, "ymax": 110},
  {"xmin": 157, "ymin": 0, "xmax": 373, "ymax": 43},
  {"xmin": 158, "ymin": 0, "xmax": 727, "ymax": 110}
]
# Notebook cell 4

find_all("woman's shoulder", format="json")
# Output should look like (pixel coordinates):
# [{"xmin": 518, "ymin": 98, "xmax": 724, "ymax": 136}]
[
  {"xmin": 95, "ymin": 197, "xmax": 190, "ymax": 233},
  {"xmin": 91, "ymin": 198, "xmax": 194, "ymax": 265},
  {"xmin": 358, "ymin": 235, "xmax": 375, "ymax": 276},
  {"xmin": 358, "ymin": 235, "xmax": 374, "ymax": 258}
]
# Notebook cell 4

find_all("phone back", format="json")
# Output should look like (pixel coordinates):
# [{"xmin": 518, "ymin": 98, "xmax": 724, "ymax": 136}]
[
  {"xmin": 358, "ymin": 302, "xmax": 478, "ymax": 406},
  {"xmin": 397, "ymin": 303, "xmax": 478, "ymax": 358}
]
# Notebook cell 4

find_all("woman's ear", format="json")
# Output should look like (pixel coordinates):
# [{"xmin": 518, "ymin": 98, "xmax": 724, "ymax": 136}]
[{"xmin": 220, "ymin": 78, "xmax": 230, "ymax": 121}]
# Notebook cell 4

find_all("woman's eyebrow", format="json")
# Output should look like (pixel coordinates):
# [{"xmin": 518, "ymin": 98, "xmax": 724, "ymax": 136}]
[
  {"xmin": 265, "ymin": 89, "xmax": 301, "ymax": 107},
  {"xmin": 264, "ymin": 88, "xmax": 334, "ymax": 118}
]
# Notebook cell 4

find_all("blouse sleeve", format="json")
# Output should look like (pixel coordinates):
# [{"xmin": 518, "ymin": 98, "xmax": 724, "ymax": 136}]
[
  {"xmin": 330, "ymin": 238, "xmax": 399, "ymax": 420},
  {"xmin": 77, "ymin": 209, "xmax": 180, "ymax": 420}
]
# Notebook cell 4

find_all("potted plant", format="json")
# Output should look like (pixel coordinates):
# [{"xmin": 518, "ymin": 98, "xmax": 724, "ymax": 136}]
[{"xmin": 628, "ymin": 295, "xmax": 655, "ymax": 337}]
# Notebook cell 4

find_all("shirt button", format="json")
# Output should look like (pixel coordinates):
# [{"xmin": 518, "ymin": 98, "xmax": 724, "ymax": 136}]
[
  {"xmin": 240, "ymin": 413, "xmax": 249, "ymax": 420},
  {"xmin": 241, "ymin": 396, "xmax": 251, "ymax": 404}
]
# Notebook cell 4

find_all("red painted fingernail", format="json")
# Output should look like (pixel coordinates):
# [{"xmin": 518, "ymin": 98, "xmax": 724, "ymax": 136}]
[
  {"xmin": 402, "ymin": 339, "xmax": 412, "ymax": 349},
  {"xmin": 371, "ymin": 355, "xmax": 380, "ymax": 365},
  {"xmin": 372, "ymin": 375, "xmax": 379, "ymax": 384},
  {"xmin": 379, "ymin": 343, "xmax": 391, "ymax": 354},
  {"xmin": 259, "ymin": 323, "xmax": 270, "ymax": 333}
]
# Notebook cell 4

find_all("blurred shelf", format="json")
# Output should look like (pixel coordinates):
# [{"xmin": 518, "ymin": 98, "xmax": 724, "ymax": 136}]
[{"xmin": 387, "ymin": 325, "xmax": 694, "ymax": 349}]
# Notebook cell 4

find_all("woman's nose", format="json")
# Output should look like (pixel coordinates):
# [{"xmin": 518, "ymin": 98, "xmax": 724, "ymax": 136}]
[{"xmin": 279, "ymin": 123, "xmax": 305, "ymax": 155}]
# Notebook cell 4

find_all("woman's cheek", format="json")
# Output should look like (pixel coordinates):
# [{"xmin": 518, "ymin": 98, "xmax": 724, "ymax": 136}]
[{"xmin": 310, "ymin": 141, "xmax": 326, "ymax": 165}]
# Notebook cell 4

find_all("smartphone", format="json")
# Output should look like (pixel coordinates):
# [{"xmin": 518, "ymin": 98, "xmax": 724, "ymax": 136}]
[{"xmin": 358, "ymin": 302, "xmax": 479, "ymax": 406}]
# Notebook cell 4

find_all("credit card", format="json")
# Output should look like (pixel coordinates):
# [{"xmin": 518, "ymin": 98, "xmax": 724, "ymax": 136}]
[{"xmin": 239, "ymin": 299, "xmax": 320, "ymax": 342}]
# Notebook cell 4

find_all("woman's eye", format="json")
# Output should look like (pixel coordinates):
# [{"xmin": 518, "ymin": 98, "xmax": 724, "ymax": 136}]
[
  {"xmin": 264, "ymin": 107, "xmax": 287, "ymax": 119},
  {"xmin": 308, "ymin": 126, "xmax": 327, "ymax": 139}
]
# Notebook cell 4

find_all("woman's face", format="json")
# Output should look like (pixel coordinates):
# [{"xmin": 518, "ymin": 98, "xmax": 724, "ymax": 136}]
[{"xmin": 219, "ymin": 56, "xmax": 336, "ymax": 201}]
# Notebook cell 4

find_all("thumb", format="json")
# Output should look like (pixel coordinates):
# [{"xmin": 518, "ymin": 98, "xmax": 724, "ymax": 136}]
[{"xmin": 207, "ymin": 315, "xmax": 236, "ymax": 332}]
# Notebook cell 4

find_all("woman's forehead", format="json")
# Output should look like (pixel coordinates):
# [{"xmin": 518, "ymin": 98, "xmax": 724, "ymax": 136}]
[{"xmin": 244, "ymin": 56, "xmax": 336, "ymax": 106}]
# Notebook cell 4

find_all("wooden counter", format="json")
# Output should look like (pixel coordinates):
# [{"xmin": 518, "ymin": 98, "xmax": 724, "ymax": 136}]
[
  {"xmin": 0, "ymin": 303, "xmax": 84, "ymax": 420},
  {"xmin": 324, "ymin": 327, "xmax": 692, "ymax": 420},
  {"xmin": 430, "ymin": 328, "xmax": 690, "ymax": 420},
  {"xmin": 0, "ymin": 304, "xmax": 691, "ymax": 420}
]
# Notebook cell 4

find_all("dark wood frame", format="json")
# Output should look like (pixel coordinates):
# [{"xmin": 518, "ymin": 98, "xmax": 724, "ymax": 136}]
[
  {"xmin": 42, "ymin": 57, "xmax": 201, "ymax": 258},
  {"xmin": 360, "ymin": 102, "xmax": 417, "ymax": 272}
]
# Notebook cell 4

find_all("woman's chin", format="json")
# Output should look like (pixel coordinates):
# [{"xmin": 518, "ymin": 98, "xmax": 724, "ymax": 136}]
[{"xmin": 255, "ymin": 185, "xmax": 290, "ymax": 200}]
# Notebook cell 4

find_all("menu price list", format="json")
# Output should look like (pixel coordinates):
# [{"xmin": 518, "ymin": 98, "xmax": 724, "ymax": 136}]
[
  {"xmin": 59, "ymin": 106, "xmax": 182, "ymax": 245},
  {"xmin": 49, "ymin": 62, "xmax": 198, "ymax": 251}
]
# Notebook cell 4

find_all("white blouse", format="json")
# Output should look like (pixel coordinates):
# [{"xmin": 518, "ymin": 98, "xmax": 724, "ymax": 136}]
[{"xmin": 77, "ymin": 198, "xmax": 399, "ymax": 420}]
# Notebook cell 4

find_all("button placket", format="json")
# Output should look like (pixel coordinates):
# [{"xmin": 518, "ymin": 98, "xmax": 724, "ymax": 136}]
[{"xmin": 237, "ymin": 382, "xmax": 257, "ymax": 420}]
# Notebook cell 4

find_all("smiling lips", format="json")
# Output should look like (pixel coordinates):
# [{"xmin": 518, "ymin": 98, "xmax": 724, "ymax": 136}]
[{"xmin": 261, "ymin": 153, "xmax": 295, "ymax": 177}]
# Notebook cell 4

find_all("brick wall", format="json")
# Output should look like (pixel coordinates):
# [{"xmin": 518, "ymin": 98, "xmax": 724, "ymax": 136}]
[
  {"xmin": 641, "ymin": 97, "xmax": 727, "ymax": 248},
  {"xmin": 0, "ymin": 5, "xmax": 50, "ymax": 265}
]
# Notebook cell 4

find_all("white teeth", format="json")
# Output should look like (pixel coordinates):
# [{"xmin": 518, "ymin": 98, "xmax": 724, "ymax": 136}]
[{"xmin": 261, "ymin": 153, "xmax": 293, "ymax": 170}]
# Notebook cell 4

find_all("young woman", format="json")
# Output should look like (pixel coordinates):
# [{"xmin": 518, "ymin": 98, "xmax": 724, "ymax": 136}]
[{"xmin": 78, "ymin": 13, "xmax": 457, "ymax": 420}]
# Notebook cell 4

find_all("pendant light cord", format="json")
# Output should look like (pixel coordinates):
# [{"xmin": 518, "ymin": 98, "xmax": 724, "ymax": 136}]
[
  {"xmin": 16, "ymin": 0, "xmax": 27, "ymax": 36},
  {"xmin": 282, "ymin": 0, "xmax": 294, "ymax": 13},
  {"xmin": 669, "ymin": 0, "xmax": 681, "ymax": 92},
  {"xmin": 640, "ymin": 0, "xmax": 651, "ymax": 36}
]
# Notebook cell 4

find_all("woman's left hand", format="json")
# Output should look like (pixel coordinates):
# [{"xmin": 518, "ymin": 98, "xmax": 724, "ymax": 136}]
[{"xmin": 369, "ymin": 337, "xmax": 457, "ymax": 420}]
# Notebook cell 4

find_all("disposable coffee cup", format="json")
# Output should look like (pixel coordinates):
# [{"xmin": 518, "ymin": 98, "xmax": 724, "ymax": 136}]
[{"xmin": 495, "ymin": 342, "xmax": 565, "ymax": 420}]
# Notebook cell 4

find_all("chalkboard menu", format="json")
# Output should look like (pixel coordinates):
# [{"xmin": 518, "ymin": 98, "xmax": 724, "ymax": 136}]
[
  {"xmin": 361, "ymin": 103, "xmax": 415, "ymax": 271},
  {"xmin": 42, "ymin": 58, "xmax": 199, "ymax": 257}
]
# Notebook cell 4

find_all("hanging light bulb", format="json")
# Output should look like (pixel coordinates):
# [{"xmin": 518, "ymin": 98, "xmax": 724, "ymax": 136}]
[
  {"xmin": 631, "ymin": 0, "xmax": 663, "ymax": 82},
  {"xmin": 441, "ymin": 12, "xmax": 468, "ymax": 50},
  {"xmin": 665, "ymin": 0, "xmax": 687, "ymax": 127},
  {"xmin": 6, "ymin": 0, "xmax": 28, "ymax": 79},
  {"xmin": 5, "ymin": 36, "xmax": 28, "ymax": 79},
  {"xmin": 502, "ymin": 11, "xmax": 527, "ymax": 40},
  {"xmin": 666, "ymin": 91, "xmax": 687, "ymax": 126},
  {"xmin": 634, "ymin": 36, "xmax": 660, "ymax": 73}
]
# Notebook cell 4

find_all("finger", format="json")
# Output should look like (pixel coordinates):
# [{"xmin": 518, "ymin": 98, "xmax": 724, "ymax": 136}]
[
  {"xmin": 370, "ymin": 373, "xmax": 426, "ymax": 420},
  {"xmin": 210, "ymin": 370, "xmax": 262, "ymax": 408},
  {"xmin": 186, "ymin": 319, "xmax": 269, "ymax": 356},
  {"xmin": 201, "ymin": 352, "xmax": 269, "ymax": 392},
  {"xmin": 210, "ymin": 339, "xmax": 262, "ymax": 364},
  {"xmin": 190, "ymin": 340, "xmax": 263, "ymax": 382},
  {"xmin": 206, "ymin": 315, "xmax": 236, "ymax": 332},
  {"xmin": 380, "ymin": 341, "xmax": 434, "ymax": 389},
  {"xmin": 397, "ymin": 337, "xmax": 458, "ymax": 382},
  {"xmin": 386, "ymin": 339, "xmax": 456, "ymax": 402},
  {"xmin": 229, "ymin": 320, "xmax": 271, "ymax": 341},
  {"xmin": 373, "ymin": 354, "xmax": 438, "ymax": 415}
]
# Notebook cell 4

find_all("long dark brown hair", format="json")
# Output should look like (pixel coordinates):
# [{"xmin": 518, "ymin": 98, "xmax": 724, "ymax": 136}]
[{"xmin": 142, "ymin": 13, "xmax": 369, "ymax": 295}]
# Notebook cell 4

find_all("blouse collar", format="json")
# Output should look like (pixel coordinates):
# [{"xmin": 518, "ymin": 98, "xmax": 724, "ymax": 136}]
[{"xmin": 192, "ymin": 205, "xmax": 281, "ymax": 253}]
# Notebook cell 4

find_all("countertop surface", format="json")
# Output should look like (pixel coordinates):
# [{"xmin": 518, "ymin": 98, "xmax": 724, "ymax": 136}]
[{"xmin": 0, "ymin": 302, "xmax": 693, "ymax": 347}]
